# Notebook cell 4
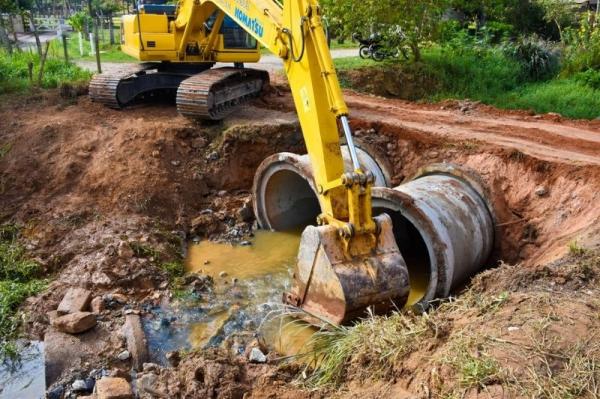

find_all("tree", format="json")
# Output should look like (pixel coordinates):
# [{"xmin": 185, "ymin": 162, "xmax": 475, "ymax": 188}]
[
  {"xmin": 68, "ymin": 11, "xmax": 90, "ymax": 55},
  {"xmin": 320, "ymin": 0, "xmax": 447, "ymax": 61},
  {"xmin": 94, "ymin": 0, "xmax": 121, "ymax": 45},
  {"xmin": 535, "ymin": 0, "xmax": 578, "ymax": 40}
]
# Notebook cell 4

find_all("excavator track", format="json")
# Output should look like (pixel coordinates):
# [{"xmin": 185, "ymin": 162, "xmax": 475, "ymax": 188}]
[
  {"xmin": 176, "ymin": 67, "xmax": 269, "ymax": 120},
  {"xmin": 88, "ymin": 65, "xmax": 152, "ymax": 109}
]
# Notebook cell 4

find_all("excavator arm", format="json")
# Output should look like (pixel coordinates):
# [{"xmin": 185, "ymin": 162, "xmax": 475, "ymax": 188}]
[{"xmin": 181, "ymin": 0, "xmax": 410, "ymax": 324}]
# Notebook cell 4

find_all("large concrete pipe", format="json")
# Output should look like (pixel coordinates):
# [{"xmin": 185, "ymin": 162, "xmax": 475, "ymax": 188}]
[
  {"xmin": 252, "ymin": 154, "xmax": 496, "ymax": 307},
  {"xmin": 252, "ymin": 146, "xmax": 392, "ymax": 231},
  {"xmin": 372, "ymin": 164, "xmax": 495, "ymax": 306}
]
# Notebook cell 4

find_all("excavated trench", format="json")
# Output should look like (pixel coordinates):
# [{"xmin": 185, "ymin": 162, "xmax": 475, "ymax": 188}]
[{"xmin": 152, "ymin": 117, "xmax": 600, "ymax": 359}]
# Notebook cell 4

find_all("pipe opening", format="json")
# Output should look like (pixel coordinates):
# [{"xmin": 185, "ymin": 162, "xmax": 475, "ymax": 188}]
[
  {"xmin": 264, "ymin": 169, "xmax": 321, "ymax": 231},
  {"xmin": 373, "ymin": 208, "xmax": 432, "ymax": 306}
]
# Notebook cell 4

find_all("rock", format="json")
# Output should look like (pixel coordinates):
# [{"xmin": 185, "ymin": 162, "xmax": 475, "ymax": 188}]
[
  {"xmin": 232, "ymin": 277, "xmax": 238, "ymax": 286},
  {"xmin": 236, "ymin": 203, "xmax": 254, "ymax": 222},
  {"xmin": 47, "ymin": 385, "xmax": 64, "ymax": 399},
  {"xmin": 191, "ymin": 137, "xmax": 207, "ymax": 149},
  {"xmin": 151, "ymin": 150, "xmax": 160, "ymax": 158},
  {"xmin": 122, "ymin": 314, "xmax": 148, "ymax": 371},
  {"xmin": 57, "ymin": 287, "xmax": 93, "ymax": 315},
  {"xmin": 117, "ymin": 350, "xmax": 130, "ymax": 361},
  {"xmin": 72, "ymin": 379, "xmax": 88, "ymax": 391},
  {"xmin": 535, "ymin": 186, "xmax": 548, "ymax": 197},
  {"xmin": 84, "ymin": 377, "xmax": 96, "ymax": 392},
  {"xmin": 52, "ymin": 312, "xmax": 97, "ymax": 334},
  {"xmin": 219, "ymin": 271, "xmax": 228, "ymax": 278},
  {"xmin": 142, "ymin": 363, "xmax": 160, "ymax": 373},
  {"xmin": 91, "ymin": 296, "xmax": 105, "ymax": 314},
  {"xmin": 217, "ymin": 190, "xmax": 228, "ymax": 197},
  {"xmin": 240, "ymin": 240, "xmax": 252, "ymax": 246},
  {"xmin": 248, "ymin": 347, "xmax": 267, "ymax": 363},
  {"xmin": 96, "ymin": 377, "xmax": 133, "ymax": 399},
  {"xmin": 137, "ymin": 372, "xmax": 158, "ymax": 393},
  {"xmin": 117, "ymin": 242, "xmax": 134, "ymax": 259},
  {"xmin": 171, "ymin": 160, "xmax": 181, "ymax": 167},
  {"xmin": 166, "ymin": 350, "xmax": 181, "ymax": 367},
  {"xmin": 106, "ymin": 293, "xmax": 128, "ymax": 304},
  {"xmin": 206, "ymin": 151, "xmax": 219, "ymax": 161},
  {"xmin": 47, "ymin": 310, "xmax": 60, "ymax": 323},
  {"xmin": 547, "ymin": 112, "xmax": 562, "ymax": 118}
]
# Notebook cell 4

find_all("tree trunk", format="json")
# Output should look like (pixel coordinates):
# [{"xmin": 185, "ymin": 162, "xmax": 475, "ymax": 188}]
[
  {"xmin": 109, "ymin": 14, "xmax": 115, "ymax": 45},
  {"xmin": 28, "ymin": 12, "xmax": 43, "ymax": 57},
  {"xmin": 411, "ymin": 43, "xmax": 421, "ymax": 62},
  {"xmin": 37, "ymin": 41, "xmax": 51, "ymax": 87},
  {"xmin": 87, "ymin": 0, "xmax": 102, "ymax": 73},
  {"xmin": 0, "ymin": 18, "xmax": 14, "ymax": 54},
  {"xmin": 78, "ymin": 31, "xmax": 84, "ymax": 56},
  {"xmin": 9, "ymin": 14, "xmax": 19, "ymax": 44}
]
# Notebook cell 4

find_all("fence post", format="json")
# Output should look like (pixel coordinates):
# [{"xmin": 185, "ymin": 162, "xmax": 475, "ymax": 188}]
[{"xmin": 62, "ymin": 33, "xmax": 69, "ymax": 63}]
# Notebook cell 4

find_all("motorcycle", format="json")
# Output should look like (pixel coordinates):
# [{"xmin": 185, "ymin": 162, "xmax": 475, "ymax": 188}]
[
  {"xmin": 352, "ymin": 32, "xmax": 382, "ymax": 59},
  {"xmin": 353, "ymin": 30, "xmax": 410, "ymax": 62}
]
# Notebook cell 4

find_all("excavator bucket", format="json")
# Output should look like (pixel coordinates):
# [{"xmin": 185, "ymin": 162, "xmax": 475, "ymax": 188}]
[{"xmin": 283, "ymin": 214, "xmax": 410, "ymax": 325}]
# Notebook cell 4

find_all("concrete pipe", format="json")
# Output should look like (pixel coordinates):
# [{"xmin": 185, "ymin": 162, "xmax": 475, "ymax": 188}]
[
  {"xmin": 252, "ymin": 155, "xmax": 495, "ymax": 307},
  {"xmin": 252, "ymin": 146, "xmax": 392, "ymax": 231},
  {"xmin": 372, "ymin": 164, "xmax": 495, "ymax": 307}
]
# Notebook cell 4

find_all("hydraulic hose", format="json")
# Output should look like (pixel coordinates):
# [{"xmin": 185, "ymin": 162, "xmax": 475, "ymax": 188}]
[{"xmin": 282, "ymin": 16, "xmax": 307, "ymax": 63}]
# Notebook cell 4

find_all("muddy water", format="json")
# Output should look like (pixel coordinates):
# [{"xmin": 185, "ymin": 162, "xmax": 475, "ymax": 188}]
[{"xmin": 144, "ymin": 229, "xmax": 427, "ymax": 363}]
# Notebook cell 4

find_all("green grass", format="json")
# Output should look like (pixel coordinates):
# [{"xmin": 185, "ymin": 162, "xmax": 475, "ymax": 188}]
[
  {"xmin": 492, "ymin": 79, "xmax": 600, "ymax": 119},
  {"xmin": 334, "ymin": 47, "xmax": 600, "ymax": 120},
  {"xmin": 48, "ymin": 30, "xmax": 136, "ymax": 63},
  {"xmin": 0, "ymin": 48, "xmax": 92, "ymax": 94},
  {"xmin": 0, "ymin": 224, "xmax": 47, "ymax": 362}
]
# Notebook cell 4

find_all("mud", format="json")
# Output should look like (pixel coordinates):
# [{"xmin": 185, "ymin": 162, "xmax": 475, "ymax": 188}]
[{"xmin": 0, "ymin": 85, "xmax": 599, "ymax": 398}]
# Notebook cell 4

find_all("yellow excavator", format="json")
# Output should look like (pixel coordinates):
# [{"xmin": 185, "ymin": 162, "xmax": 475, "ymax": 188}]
[{"xmin": 90, "ymin": 0, "xmax": 410, "ymax": 325}]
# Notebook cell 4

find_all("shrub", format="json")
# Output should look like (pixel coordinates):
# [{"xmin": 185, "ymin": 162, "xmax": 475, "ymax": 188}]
[
  {"xmin": 562, "ymin": 12, "xmax": 600, "ymax": 75},
  {"xmin": 504, "ymin": 36, "xmax": 560, "ymax": 80},
  {"xmin": 574, "ymin": 69, "xmax": 600, "ymax": 90}
]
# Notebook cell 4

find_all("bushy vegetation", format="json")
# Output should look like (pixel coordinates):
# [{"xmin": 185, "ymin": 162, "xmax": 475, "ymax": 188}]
[
  {"xmin": 0, "ymin": 224, "xmax": 47, "ymax": 362},
  {"xmin": 0, "ymin": 49, "xmax": 91, "ymax": 94}
]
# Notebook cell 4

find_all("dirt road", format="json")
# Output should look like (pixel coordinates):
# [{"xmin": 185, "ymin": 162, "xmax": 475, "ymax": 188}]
[{"xmin": 76, "ymin": 48, "xmax": 358, "ymax": 74}]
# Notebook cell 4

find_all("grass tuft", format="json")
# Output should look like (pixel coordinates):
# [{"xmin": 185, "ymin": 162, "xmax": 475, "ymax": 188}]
[{"xmin": 0, "ymin": 224, "xmax": 47, "ymax": 362}]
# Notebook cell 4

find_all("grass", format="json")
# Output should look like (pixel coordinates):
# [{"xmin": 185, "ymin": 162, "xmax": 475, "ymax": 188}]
[
  {"xmin": 48, "ymin": 29, "xmax": 135, "ymax": 63},
  {"xmin": 333, "ymin": 46, "xmax": 600, "ymax": 120},
  {"xmin": 304, "ymin": 309, "xmax": 436, "ymax": 387},
  {"xmin": 0, "ymin": 48, "xmax": 92, "ymax": 94},
  {"xmin": 0, "ymin": 224, "xmax": 47, "ymax": 363}
]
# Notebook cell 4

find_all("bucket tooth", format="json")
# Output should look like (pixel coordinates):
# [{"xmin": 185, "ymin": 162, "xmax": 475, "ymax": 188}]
[{"xmin": 284, "ymin": 214, "xmax": 410, "ymax": 325}]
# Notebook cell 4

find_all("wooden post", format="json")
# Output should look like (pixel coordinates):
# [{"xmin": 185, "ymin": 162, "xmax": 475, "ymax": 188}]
[
  {"xmin": 62, "ymin": 33, "xmax": 69, "ymax": 63},
  {"xmin": 37, "ymin": 41, "xmax": 51, "ymax": 87},
  {"xmin": 87, "ymin": 0, "xmax": 102, "ymax": 74},
  {"xmin": 27, "ymin": 61, "xmax": 34, "ymax": 84}
]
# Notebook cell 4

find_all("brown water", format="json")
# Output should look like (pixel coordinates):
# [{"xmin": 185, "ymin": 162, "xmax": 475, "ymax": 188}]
[
  {"xmin": 168, "ymin": 229, "xmax": 429, "ymax": 355},
  {"xmin": 184, "ymin": 230, "xmax": 302, "ymax": 348},
  {"xmin": 186, "ymin": 230, "xmax": 302, "ymax": 279}
]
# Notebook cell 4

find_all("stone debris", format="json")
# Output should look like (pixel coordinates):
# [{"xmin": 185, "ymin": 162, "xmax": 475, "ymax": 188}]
[
  {"xmin": 122, "ymin": 314, "xmax": 148, "ymax": 371},
  {"xmin": 52, "ymin": 311, "xmax": 97, "ymax": 334},
  {"xmin": 248, "ymin": 347, "xmax": 267, "ymax": 363},
  {"xmin": 95, "ymin": 377, "xmax": 133, "ymax": 399},
  {"xmin": 535, "ymin": 186, "xmax": 549, "ymax": 197},
  {"xmin": 91, "ymin": 296, "xmax": 105, "ymax": 313},
  {"xmin": 166, "ymin": 350, "xmax": 181, "ymax": 367},
  {"xmin": 57, "ymin": 287, "xmax": 92, "ymax": 315},
  {"xmin": 117, "ymin": 350, "xmax": 130, "ymax": 361},
  {"xmin": 71, "ymin": 379, "xmax": 88, "ymax": 391}
]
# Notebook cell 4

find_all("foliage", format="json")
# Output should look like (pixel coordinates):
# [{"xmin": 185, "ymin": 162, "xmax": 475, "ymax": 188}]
[
  {"xmin": 534, "ymin": 0, "xmax": 578, "ymax": 39},
  {"xmin": 0, "ymin": 48, "xmax": 91, "ymax": 94},
  {"xmin": 68, "ymin": 11, "xmax": 91, "ymax": 33},
  {"xmin": 0, "ymin": 224, "xmax": 46, "ymax": 362},
  {"xmin": 321, "ymin": 0, "xmax": 448, "ymax": 60},
  {"xmin": 574, "ymin": 69, "xmax": 600, "ymax": 90},
  {"xmin": 562, "ymin": 12, "xmax": 600, "ymax": 75},
  {"xmin": 503, "ymin": 36, "xmax": 560, "ymax": 80}
]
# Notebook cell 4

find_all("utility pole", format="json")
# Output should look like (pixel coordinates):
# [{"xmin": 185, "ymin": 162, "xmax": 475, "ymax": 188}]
[{"xmin": 87, "ymin": 0, "xmax": 102, "ymax": 73}]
